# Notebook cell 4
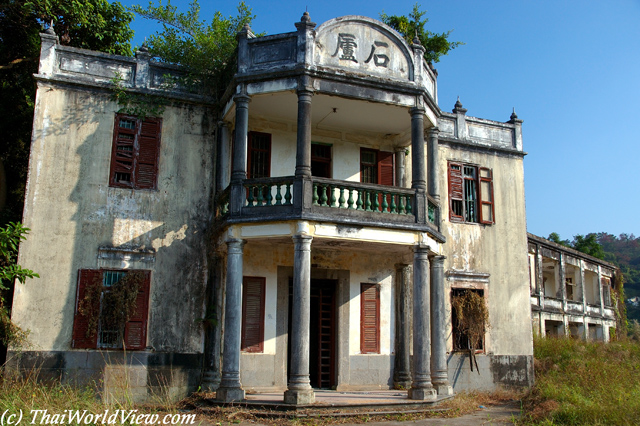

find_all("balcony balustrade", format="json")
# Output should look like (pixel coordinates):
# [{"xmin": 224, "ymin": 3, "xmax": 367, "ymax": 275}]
[{"xmin": 215, "ymin": 176, "xmax": 440, "ymax": 231}]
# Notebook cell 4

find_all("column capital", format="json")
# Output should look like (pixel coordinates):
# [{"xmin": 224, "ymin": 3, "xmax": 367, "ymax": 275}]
[
  {"xmin": 226, "ymin": 238, "xmax": 246, "ymax": 252},
  {"xmin": 410, "ymin": 106, "xmax": 426, "ymax": 117},
  {"xmin": 428, "ymin": 127, "xmax": 440, "ymax": 137},
  {"xmin": 431, "ymin": 255, "xmax": 446, "ymax": 267},
  {"xmin": 292, "ymin": 234, "xmax": 313, "ymax": 247},
  {"xmin": 233, "ymin": 92, "xmax": 251, "ymax": 105},
  {"xmin": 394, "ymin": 262, "xmax": 410, "ymax": 269},
  {"xmin": 414, "ymin": 245, "xmax": 431, "ymax": 255}
]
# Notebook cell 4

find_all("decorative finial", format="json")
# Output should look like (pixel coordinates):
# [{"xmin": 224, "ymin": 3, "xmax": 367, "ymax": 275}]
[
  {"xmin": 508, "ymin": 107, "xmax": 523, "ymax": 123},
  {"xmin": 453, "ymin": 96, "xmax": 467, "ymax": 114},
  {"xmin": 301, "ymin": 11, "xmax": 311, "ymax": 23},
  {"xmin": 413, "ymin": 30, "xmax": 421, "ymax": 46},
  {"xmin": 45, "ymin": 19, "xmax": 55, "ymax": 35},
  {"xmin": 139, "ymin": 38, "xmax": 149, "ymax": 53}
]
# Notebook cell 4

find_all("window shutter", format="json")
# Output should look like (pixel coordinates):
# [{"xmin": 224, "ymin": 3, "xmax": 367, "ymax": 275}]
[
  {"xmin": 136, "ymin": 119, "xmax": 161, "ymax": 190},
  {"xmin": 448, "ymin": 162, "xmax": 464, "ymax": 221},
  {"xmin": 123, "ymin": 271, "xmax": 151, "ymax": 350},
  {"xmin": 478, "ymin": 167, "xmax": 494, "ymax": 224},
  {"xmin": 378, "ymin": 151, "xmax": 394, "ymax": 186},
  {"xmin": 241, "ymin": 277, "xmax": 265, "ymax": 353},
  {"xmin": 360, "ymin": 283, "xmax": 380, "ymax": 354},
  {"xmin": 110, "ymin": 115, "xmax": 137, "ymax": 188},
  {"xmin": 247, "ymin": 132, "xmax": 271, "ymax": 179},
  {"xmin": 72, "ymin": 269, "xmax": 101, "ymax": 349}
]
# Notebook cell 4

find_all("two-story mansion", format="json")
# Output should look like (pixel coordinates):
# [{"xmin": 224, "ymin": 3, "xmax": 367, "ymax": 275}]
[{"xmin": 10, "ymin": 13, "xmax": 533, "ymax": 403}]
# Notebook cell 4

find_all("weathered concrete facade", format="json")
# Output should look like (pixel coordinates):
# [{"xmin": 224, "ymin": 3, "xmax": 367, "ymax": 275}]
[
  {"xmin": 528, "ymin": 233, "xmax": 619, "ymax": 341},
  {"xmin": 11, "ymin": 14, "xmax": 534, "ymax": 403}
]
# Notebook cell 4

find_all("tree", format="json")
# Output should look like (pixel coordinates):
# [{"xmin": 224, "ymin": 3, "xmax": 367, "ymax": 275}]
[
  {"xmin": 572, "ymin": 233, "xmax": 605, "ymax": 260},
  {"xmin": 0, "ymin": 0, "xmax": 135, "ymax": 226},
  {"xmin": 0, "ymin": 222, "xmax": 38, "ymax": 348},
  {"xmin": 381, "ymin": 3, "xmax": 463, "ymax": 64},
  {"xmin": 548, "ymin": 232, "xmax": 571, "ymax": 247},
  {"xmin": 131, "ymin": 1, "xmax": 256, "ymax": 100}
]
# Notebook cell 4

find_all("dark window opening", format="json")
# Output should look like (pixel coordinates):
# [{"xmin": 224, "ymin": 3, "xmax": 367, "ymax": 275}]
[
  {"xmin": 360, "ymin": 148, "xmax": 394, "ymax": 186},
  {"xmin": 247, "ymin": 132, "xmax": 271, "ymax": 179},
  {"xmin": 448, "ymin": 162, "xmax": 494, "ymax": 224},
  {"xmin": 311, "ymin": 143, "xmax": 332, "ymax": 178}
]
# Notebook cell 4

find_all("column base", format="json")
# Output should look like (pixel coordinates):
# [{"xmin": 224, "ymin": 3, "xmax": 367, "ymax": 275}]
[
  {"xmin": 216, "ymin": 387, "xmax": 245, "ymax": 402},
  {"xmin": 284, "ymin": 389, "xmax": 315, "ymax": 405},
  {"xmin": 200, "ymin": 371, "xmax": 221, "ymax": 392},
  {"xmin": 409, "ymin": 387, "xmax": 437, "ymax": 401},
  {"xmin": 434, "ymin": 383, "xmax": 454, "ymax": 396},
  {"xmin": 393, "ymin": 378, "xmax": 412, "ymax": 390}
]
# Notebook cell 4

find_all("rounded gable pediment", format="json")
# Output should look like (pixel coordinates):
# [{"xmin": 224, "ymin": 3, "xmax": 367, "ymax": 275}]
[{"xmin": 314, "ymin": 15, "xmax": 415, "ymax": 82}]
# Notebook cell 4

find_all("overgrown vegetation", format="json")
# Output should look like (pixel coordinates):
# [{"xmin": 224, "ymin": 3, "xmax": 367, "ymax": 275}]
[
  {"xmin": 451, "ymin": 290, "xmax": 490, "ymax": 372},
  {"xmin": 0, "ymin": 222, "xmax": 38, "ymax": 347},
  {"xmin": 131, "ymin": 1, "xmax": 256, "ymax": 100},
  {"xmin": 519, "ymin": 336, "xmax": 640, "ymax": 425},
  {"xmin": 381, "ymin": 3, "xmax": 463, "ymax": 64}
]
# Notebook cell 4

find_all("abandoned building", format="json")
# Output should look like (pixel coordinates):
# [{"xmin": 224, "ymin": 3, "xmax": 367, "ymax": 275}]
[
  {"xmin": 10, "ymin": 14, "xmax": 536, "ymax": 402},
  {"xmin": 528, "ymin": 233, "xmax": 619, "ymax": 341}
]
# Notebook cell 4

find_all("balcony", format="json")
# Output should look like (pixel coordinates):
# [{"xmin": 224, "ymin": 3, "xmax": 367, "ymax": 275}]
[{"xmin": 215, "ymin": 176, "xmax": 441, "ymax": 234}]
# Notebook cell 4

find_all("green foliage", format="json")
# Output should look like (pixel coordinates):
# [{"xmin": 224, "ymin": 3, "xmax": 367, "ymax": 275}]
[
  {"xmin": 572, "ymin": 233, "xmax": 605, "ymax": 260},
  {"xmin": 131, "ymin": 0, "xmax": 257, "ymax": 99},
  {"xmin": 0, "ymin": 223, "xmax": 39, "ymax": 289},
  {"xmin": 520, "ymin": 336, "xmax": 640, "ymax": 425},
  {"xmin": 380, "ymin": 3, "xmax": 463, "ymax": 63},
  {"xmin": 23, "ymin": 0, "xmax": 134, "ymax": 56},
  {"xmin": 0, "ymin": 222, "xmax": 38, "ymax": 346},
  {"xmin": 547, "ymin": 232, "xmax": 571, "ymax": 247},
  {"xmin": 111, "ymin": 72, "xmax": 168, "ymax": 117}
]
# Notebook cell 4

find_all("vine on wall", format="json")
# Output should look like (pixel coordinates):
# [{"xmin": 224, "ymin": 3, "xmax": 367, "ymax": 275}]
[{"xmin": 79, "ymin": 271, "xmax": 143, "ymax": 341}]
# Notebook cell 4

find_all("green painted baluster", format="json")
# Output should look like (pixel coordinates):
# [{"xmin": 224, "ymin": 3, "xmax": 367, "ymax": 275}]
[
  {"xmin": 365, "ymin": 191, "xmax": 372, "ymax": 211},
  {"xmin": 256, "ymin": 185, "xmax": 264, "ymax": 205},
  {"xmin": 390, "ymin": 193, "xmax": 397, "ymax": 214},
  {"xmin": 381, "ymin": 192, "xmax": 389, "ymax": 213},
  {"xmin": 284, "ymin": 184, "xmax": 292, "ymax": 205},
  {"xmin": 275, "ymin": 184, "xmax": 283, "ymax": 205},
  {"xmin": 372, "ymin": 190, "xmax": 379, "ymax": 212},
  {"xmin": 247, "ymin": 186, "xmax": 254, "ymax": 207},
  {"xmin": 266, "ymin": 185, "xmax": 273, "ymax": 206},
  {"xmin": 356, "ymin": 189, "xmax": 363, "ymax": 210},
  {"xmin": 339, "ymin": 187, "xmax": 346, "ymax": 208},
  {"xmin": 347, "ymin": 188, "xmax": 354, "ymax": 209},
  {"xmin": 312, "ymin": 183, "xmax": 319, "ymax": 205},
  {"xmin": 320, "ymin": 185, "xmax": 328, "ymax": 206},
  {"xmin": 329, "ymin": 186, "xmax": 337, "ymax": 207},
  {"xmin": 398, "ymin": 195, "xmax": 406, "ymax": 215},
  {"xmin": 406, "ymin": 196, "xmax": 412, "ymax": 215}
]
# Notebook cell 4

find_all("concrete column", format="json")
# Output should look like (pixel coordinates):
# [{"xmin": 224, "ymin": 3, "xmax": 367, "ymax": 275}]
[
  {"xmin": 231, "ymin": 93, "xmax": 250, "ymax": 183},
  {"xmin": 295, "ymin": 84, "xmax": 313, "ymax": 178},
  {"xmin": 395, "ymin": 148, "xmax": 406, "ymax": 188},
  {"xmin": 201, "ymin": 255, "xmax": 224, "ymax": 391},
  {"xmin": 393, "ymin": 264, "xmax": 412, "ymax": 389},
  {"xmin": 230, "ymin": 93, "xmax": 250, "ymax": 215},
  {"xmin": 427, "ymin": 127, "xmax": 440, "ymax": 201},
  {"xmin": 293, "ymin": 80, "xmax": 314, "ymax": 213},
  {"xmin": 579, "ymin": 260, "xmax": 588, "ymax": 340},
  {"xmin": 430, "ymin": 255, "xmax": 452, "ymax": 395},
  {"xmin": 536, "ymin": 244, "xmax": 545, "ymax": 308},
  {"xmin": 410, "ymin": 107, "xmax": 427, "ymax": 224},
  {"xmin": 559, "ymin": 254, "xmax": 567, "ymax": 326},
  {"xmin": 409, "ymin": 246, "xmax": 436, "ymax": 401},
  {"xmin": 284, "ymin": 234, "xmax": 315, "ymax": 405},
  {"xmin": 217, "ymin": 239, "xmax": 246, "ymax": 402},
  {"xmin": 216, "ymin": 121, "xmax": 231, "ymax": 191},
  {"xmin": 597, "ymin": 265, "xmax": 604, "ymax": 316}
]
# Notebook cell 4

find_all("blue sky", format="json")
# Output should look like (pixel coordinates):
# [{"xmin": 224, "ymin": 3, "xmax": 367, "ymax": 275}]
[{"xmin": 120, "ymin": 0, "xmax": 640, "ymax": 240}]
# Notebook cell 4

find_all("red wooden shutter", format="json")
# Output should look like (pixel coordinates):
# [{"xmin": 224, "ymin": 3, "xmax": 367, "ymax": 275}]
[
  {"xmin": 360, "ymin": 283, "xmax": 380, "ymax": 354},
  {"xmin": 478, "ymin": 167, "xmax": 494, "ymax": 224},
  {"xmin": 136, "ymin": 119, "xmax": 161, "ymax": 190},
  {"xmin": 241, "ymin": 277, "xmax": 265, "ymax": 353},
  {"xmin": 110, "ymin": 115, "xmax": 137, "ymax": 188},
  {"xmin": 378, "ymin": 151, "xmax": 394, "ymax": 186},
  {"xmin": 124, "ymin": 270, "xmax": 151, "ymax": 350},
  {"xmin": 72, "ymin": 269, "xmax": 101, "ymax": 349},
  {"xmin": 448, "ymin": 162, "xmax": 464, "ymax": 221}
]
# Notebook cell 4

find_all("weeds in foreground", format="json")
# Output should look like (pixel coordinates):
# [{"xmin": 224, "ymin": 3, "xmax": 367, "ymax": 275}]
[{"xmin": 518, "ymin": 336, "xmax": 640, "ymax": 425}]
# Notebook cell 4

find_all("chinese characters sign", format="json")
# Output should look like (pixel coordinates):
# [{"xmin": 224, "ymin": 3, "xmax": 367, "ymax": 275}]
[{"xmin": 331, "ymin": 33, "xmax": 390, "ymax": 68}]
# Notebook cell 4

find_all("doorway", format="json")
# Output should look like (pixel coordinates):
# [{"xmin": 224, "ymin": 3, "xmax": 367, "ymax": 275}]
[{"xmin": 288, "ymin": 279, "xmax": 337, "ymax": 389}]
